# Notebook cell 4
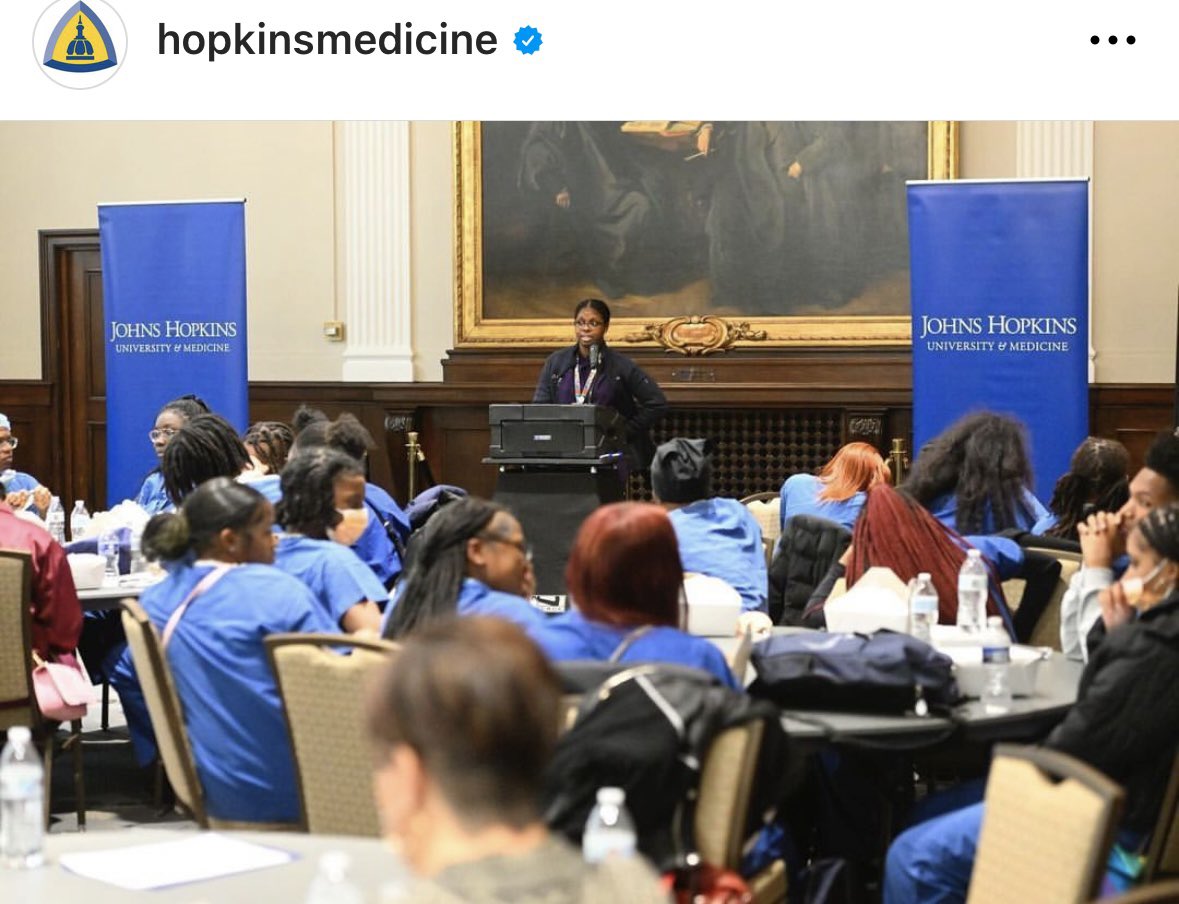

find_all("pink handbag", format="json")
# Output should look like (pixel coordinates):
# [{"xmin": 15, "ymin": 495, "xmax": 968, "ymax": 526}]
[{"xmin": 31, "ymin": 652, "xmax": 94, "ymax": 722}]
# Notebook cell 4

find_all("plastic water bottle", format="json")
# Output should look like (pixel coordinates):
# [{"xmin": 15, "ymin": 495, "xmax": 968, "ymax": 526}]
[
  {"xmin": 981, "ymin": 615, "xmax": 1013, "ymax": 713},
  {"xmin": 956, "ymin": 549, "xmax": 988, "ymax": 633},
  {"xmin": 69, "ymin": 501, "xmax": 90, "ymax": 542},
  {"xmin": 44, "ymin": 497, "xmax": 66, "ymax": 545},
  {"xmin": 908, "ymin": 572, "xmax": 938, "ymax": 643},
  {"xmin": 98, "ymin": 528, "xmax": 120, "ymax": 579},
  {"xmin": 128, "ymin": 524, "xmax": 145, "ymax": 574},
  {"xmin": 1, "ymin": 726, "xmax": 44, "ymax": 870},
  {"xmin": 304, "ymin": 851, "xmax": 363, "ymax": 904},
  {"xmin": 583, "ymin": 786, "xmax": 637, "ymax": 863}
]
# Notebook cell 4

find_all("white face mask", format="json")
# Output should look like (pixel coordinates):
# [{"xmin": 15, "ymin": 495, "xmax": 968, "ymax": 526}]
[
  {"xmin": 327, "ymin": 506, "xmax": 369, "ymax": 547},
  {"xmin": 1121, "ymin": 560, "xmax": 1171, "ymax": 607}
]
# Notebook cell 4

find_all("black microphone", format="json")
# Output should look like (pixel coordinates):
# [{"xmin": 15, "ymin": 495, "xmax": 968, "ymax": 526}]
[{"xmin": 589, "ymin": 343, "xmax": 600, "ymax": 370}]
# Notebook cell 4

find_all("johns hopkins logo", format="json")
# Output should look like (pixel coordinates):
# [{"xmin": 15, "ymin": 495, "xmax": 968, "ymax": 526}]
[{"xmin": 34, "ymin": 0, "xmax": 126, "ymax": 88}]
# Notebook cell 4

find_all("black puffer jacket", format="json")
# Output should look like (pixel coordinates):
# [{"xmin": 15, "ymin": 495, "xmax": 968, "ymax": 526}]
[
  {"xmin": 767, "ymin": 514, "xmax": 852, "ymax": 626},
  {"xmin": 1046, "ymin": 593, "xmax": 1179, "ymax": 834},
  {"xmin": 533, "ymin": 344, "xmax": 668, "ymax": 469}
]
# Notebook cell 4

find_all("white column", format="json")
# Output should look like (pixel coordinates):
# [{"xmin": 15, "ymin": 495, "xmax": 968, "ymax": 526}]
[
  {"xmin": 340, "ymin": 121, "xmax": 414, "ymax": 382},
  {"xmin": 1016, "ymin": 121, "xmax": 1096, "ymax": 381}
]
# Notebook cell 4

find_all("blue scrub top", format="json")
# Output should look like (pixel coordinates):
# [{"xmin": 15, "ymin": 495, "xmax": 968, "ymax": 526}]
[
  {"xmin": 532, "ymin": 609, "xmax": 739, "ymax": 690},
  {"xmin": 139, "ymin": 562, "xmax": 337, "ymax": 822},
  {"xmin": 1, "ymin": 470, "xmax": 40, "ymax": 503},
  {"xmin": 353, "ymin": 484, "xmax": 411, "ymax": 587},
  {"xmin": 275, "ymin": 534, "xmax": 390, "ymax": 626},
  {"xmin": 380, "ymin": 576, "xmax": 545, "ymax": 635},
  {"xmin": 928, "ymin": 488, "xmax": 1048, "ymax": 535},
  {"xmin": 1031, "ymin": 512, "xmax": 1058, "ymax": 535},
  {"xmin": 779, "ymin": 473, "xmax": 867, "ymax": 533},
  {"xmin": 668, "ymin": 498, "xmax": 768, "ymax": 613},
  {"xmin": 133, "ymin": 470, "xmax": 173, "ymax": 515}
]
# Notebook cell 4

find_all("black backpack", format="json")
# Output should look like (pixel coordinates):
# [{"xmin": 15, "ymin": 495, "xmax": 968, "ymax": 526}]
[{"xmin": 541, "ymin": 664, "xmax": 793, "ymax": 872}]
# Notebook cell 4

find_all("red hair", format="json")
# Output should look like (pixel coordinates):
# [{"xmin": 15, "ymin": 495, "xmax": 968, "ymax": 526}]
[
  {"xmin": 817, "ymin": 442, "xmax": 891, "ymax": 503},
  {"xmin": 565, "ymin": 502, "xmax": 682, "ymax": 628},
  {"xmin": 846, "ymin": 484, "xmax": 1003, "ymax": 624}
]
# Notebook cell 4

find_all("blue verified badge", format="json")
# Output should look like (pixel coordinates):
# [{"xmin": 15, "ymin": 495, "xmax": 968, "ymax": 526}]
[{"xmin": 513, "ymin": 25, "xmax": 542, "ymax": 55}]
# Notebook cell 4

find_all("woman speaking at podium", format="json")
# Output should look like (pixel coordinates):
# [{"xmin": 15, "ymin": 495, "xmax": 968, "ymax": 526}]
[{"xmin": 532, "ymin": 299, "xmax": 669, "ymax": 471}]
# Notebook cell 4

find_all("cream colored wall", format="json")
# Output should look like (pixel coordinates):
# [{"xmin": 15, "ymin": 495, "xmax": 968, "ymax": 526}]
[
  {"xmin": 1092, "ymin": 122, "xmax": 1179, "ymax": 383},
  {"xmin": 2, "ymin": 122, "xmax": 1174, "ymax": 385},
  {"xmin": 0, "ymin": 121, "xmax": 340, "ymax": 381},
  {"xmin": 409, "ymin": 122, "xmax": 455, "ymax": 382}
]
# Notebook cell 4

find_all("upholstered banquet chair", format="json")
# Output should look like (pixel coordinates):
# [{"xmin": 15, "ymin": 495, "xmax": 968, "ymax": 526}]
[{"xmin": 265, "ymin": 633, "xmax": 400, "ymax": 836}]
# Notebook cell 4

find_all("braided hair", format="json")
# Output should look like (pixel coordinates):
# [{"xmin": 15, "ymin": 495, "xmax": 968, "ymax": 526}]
[
  {"xmin": 161, "ymin": 414, "xmax": 251, "ymax": 505},
  {"xmin": 159, "ymin": 394, "xmax": 210, "ymax": 423},
  {"xmin": 382, "ymin": 497, "xmax": 504, "ymax": 641},
  {"xmin": 846, "ymin": 484, "xmax": 1006, "ymax": 624},
  {"xmin": 1045, "ymin": 437, "xmax": 1130, "ymax": 541},
  {"xmin": 243, "ymin": 421, "xmax": 296, "ymax": 475},
  {"xmin": 1138, "ymin": 503, "xmax": 1179, "ymax": 565}
]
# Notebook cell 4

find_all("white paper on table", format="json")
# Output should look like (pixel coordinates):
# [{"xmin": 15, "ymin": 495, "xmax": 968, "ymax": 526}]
[{"xmin": 58, "ymin": 833, "xmax": 296, "ymax": 890}]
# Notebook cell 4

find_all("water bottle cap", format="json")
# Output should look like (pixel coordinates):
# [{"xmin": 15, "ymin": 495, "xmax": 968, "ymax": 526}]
[
  {"xmin": 986, "ymin": 616, "xmax": 1004, "ymax": 629},
  {"xmin": 917, "ymin": 572, "xmax": 931, "ymax": 581},
  {"xmin": 597, "ymin": 787, "xmax": 625, "ymax": 806},
  {"xmin": 318, "ymin": 851, "xmax": 350, "ymax": 879},
  {"xmin": 6, "ymin": 726, "xmax": 31, "ymax": 744},
  {"xmin": 967, "ymin": 549, "xmax": 981, "ymax": 559}
]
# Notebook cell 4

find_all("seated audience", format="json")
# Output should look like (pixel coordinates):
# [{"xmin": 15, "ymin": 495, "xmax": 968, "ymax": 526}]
[
  {"xmin": 366, "ymin": 617, "xmax": 668, "ymax": 903},
  {"xmin": 885, "ymin": 502, "xmax": 1179, "ymax": 902},
  {"xmin": 0, "ymin": 477, "xmax": 83, "ymax": 661},
  {"xmin": 0, "ymin": 412, "xmax": 52, "ymax": 517},
  {"xmin": 905, "ymin": 411, "xmax": 1048, "ymax": 534},
  {"xmin": 274, "ymin": 449, "xmax": 387, "ymax": 633},
  {"xmin": 805, "ymin": 484, "xmax": 1012, "ymax": 630},
  {"xmin": 112, "ymin": 478, "xmax": 337, "ymax": 818},
  {"xmin": 292, "ymin": 407, "xmax": 410, "ymax": 589},
  {"xmin": 160, "ymin": 413, "xmax": 256, "ymax": 505},
  {"xmin": 651, "ymin": 437, "xmax": 769, "ymax": 623},
  {"xmin": 779, "ymin": 441, "xmax": 890, "ymax": 532},
  {"xmin": 381, "ymin": 497, "xmax": 541, "ymax": 639},
  {"xmin": 134, "ymin": 395, "xmax": 210, "ymax": 514},
  {"xmin": 1061, "ymin": 430, "xmax": 1179, "ymax": 661},
  {"xmin": 1033, "ymin": 436, "xmax": 1129, "ymax": 541},
  {"xmin": 242, "ymin": 420, "xmax": 295, "ymax": 476},
  {"xmin": 532, "ymin": 502, "xmax": 739, "ymax": 689}
]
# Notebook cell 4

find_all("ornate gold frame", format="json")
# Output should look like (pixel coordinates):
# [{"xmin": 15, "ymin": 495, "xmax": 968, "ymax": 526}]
[{"xmin": 454, "ymin": 121, "xmax": 958, "ymax": 352}]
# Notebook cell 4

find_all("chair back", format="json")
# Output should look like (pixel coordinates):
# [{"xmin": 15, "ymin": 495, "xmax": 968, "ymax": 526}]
[
  {"xmin": 265, "ymin": 633, "xmax": 399, "ymax": 836},
  {"xmin": 1145, "ymin": 753, "xmax": 1179, "ymax": 881},
  {"xmin": 740, "ymin": 493, "xmax": 781, "ymax": 570},
  {"xmin": 967, "ymin": 743, "xmax": 1124, "ymax": 904},
  {"xmin": 0, "ymin": 550, "xmax": 37, "ymax": 733},
  {"xmin": 1025, "ymin": 547, "xmax": 1082, "ymax": 650},
  {"xmin": 696, "ymin": 720, "xmax": 764, "ymax": 868},
  {"xmin": 1104, "ymin": 880, "xmax": 1179, "ymax": 903},
  {"xmin": 119, "ymin": 598, "xmax": 209, "ymax": 827}
]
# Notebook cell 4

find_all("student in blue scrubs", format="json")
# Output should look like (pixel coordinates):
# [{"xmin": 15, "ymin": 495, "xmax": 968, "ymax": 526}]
[
  {"xmin": 0, "ymin": 412, "xmax": 52, "ymax": 516},
  {"xmin": 113, "ymin": 477, "xmax": 337, "ymax": 822},
  {"xmin": 905, "ymin": 411, "xmax": 1048, "ymax": 534},
  {"xmin": 381, "ymin": 496, "xmax": 541, "ymax": 639},
  {"xmin": 779, "ymin": 441, "xmax": 891, "ymax": 532},
  {"xmin": 651, "ymin": 437, "xmax": 769, "ymax": 620},
  {"xmin": 133, "ymin": 395, "xmax": 210, "ymax": 514},
  {"xmin": 291, "ymin": 408, "xmax": 411, "ymax": 589},
  {"xmin": 274, "ymin": 448, "xmax": 387, "ymax": 633},
  {"xmin": 531, "ymin": 502, "xmax": 738, "ymax": 689}
]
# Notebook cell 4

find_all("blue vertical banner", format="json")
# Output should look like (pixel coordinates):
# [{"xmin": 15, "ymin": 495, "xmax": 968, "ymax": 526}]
[
  {"xmin": 908, "ymin": 180, "xmax": 1088, "ymax": 502},
  {"xmin": 99, "ymin": 200, "xmax": 248, "ymax": 506}
]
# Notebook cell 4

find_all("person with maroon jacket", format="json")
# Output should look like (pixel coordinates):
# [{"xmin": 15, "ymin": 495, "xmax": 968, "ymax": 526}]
[{"xmin": 0, "ymin": 479, "xmax": 82, "ymax": 661}]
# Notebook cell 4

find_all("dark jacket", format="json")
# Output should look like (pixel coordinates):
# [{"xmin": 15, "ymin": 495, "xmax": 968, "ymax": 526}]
[
  {"xmin": 1046, "ymin": 592, "xmax": 1179, "ymax": 834},
  {"xmin": 533, "ymin": 344, "xmax": 668, "ymax": 469},
  {"xmin": 767, "ymin": 514, "xmax": 852, "ymax": 626}
]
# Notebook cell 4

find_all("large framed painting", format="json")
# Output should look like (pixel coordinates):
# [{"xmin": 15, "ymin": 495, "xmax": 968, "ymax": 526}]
[{"xmin": 454, "ymin": 121, "xmax": 958, "ymax": 352}]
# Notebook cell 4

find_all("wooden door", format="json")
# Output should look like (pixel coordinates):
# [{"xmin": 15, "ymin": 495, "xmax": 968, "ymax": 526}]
[{"xmin": 40, "ymin": 229, "xmax": 106, "ymax": 511}]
